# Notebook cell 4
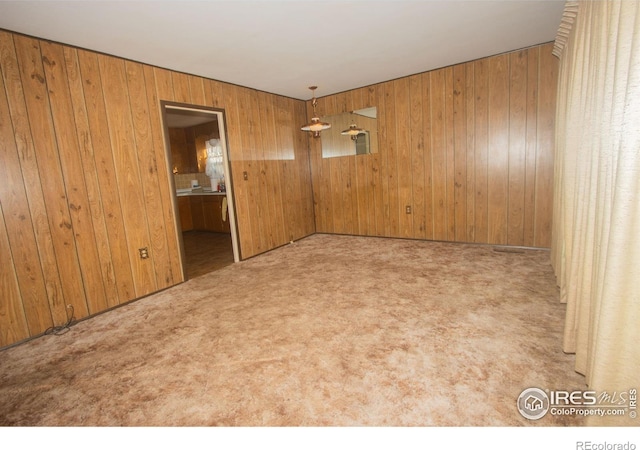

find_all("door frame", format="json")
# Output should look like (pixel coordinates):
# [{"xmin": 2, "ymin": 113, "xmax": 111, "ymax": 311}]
[{"xmin": 160, "ymin": 101, "xmax": 241, "ymax": 277}]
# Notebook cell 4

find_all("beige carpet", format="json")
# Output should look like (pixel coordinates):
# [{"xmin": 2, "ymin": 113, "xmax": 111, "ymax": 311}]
[{"xmin": 0, "ymin": 234, "xmax": 586, "ymax": 426}]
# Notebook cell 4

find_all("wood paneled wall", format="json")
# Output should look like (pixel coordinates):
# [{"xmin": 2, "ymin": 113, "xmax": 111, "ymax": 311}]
[
  {"xmin": 309, "ymin": 43, "xmax": 558, "ymax": 248},
  {"xmin": 0, "ymin": 30, "xmax": 314, "ymax": 347}
]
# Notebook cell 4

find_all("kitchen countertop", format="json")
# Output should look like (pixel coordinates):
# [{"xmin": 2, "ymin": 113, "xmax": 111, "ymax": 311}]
[{"xmin": 176, "ymin": 188, "xmax": 227, "ymax": 197}]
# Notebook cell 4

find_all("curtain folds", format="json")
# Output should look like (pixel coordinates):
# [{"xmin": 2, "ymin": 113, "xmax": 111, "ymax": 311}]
[
  {"xmin": 552, "ymin": 1, "xmax": 580, "ymax": 58},
  {"xmin": 551, "ymin": 0, "xmax": 640, "ymax": 426}
]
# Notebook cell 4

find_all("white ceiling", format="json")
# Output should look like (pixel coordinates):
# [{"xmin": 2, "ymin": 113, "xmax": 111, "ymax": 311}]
[{"xmin": 0, "ymin": 0, "xmax": 565, "ymax": 100}]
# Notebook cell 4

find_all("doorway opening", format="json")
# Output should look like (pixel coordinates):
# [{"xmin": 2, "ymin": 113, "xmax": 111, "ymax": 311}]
[{"xmin": 161, "ymin": 102, "xmax": 240, "ymax": 280}]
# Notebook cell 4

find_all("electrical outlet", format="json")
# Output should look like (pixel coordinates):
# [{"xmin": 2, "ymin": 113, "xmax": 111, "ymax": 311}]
[
  {"xmin": 139, "ymin": 247, "xmax": 149, "ymax": 259},
  {"xmin": 406, "ymin": 205, "xmax": 412, "ymax": 214}
]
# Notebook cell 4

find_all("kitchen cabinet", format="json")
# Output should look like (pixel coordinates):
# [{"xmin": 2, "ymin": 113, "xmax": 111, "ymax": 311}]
[
  {"xmin": 203, "ymin": 195, "xmax": 230, "ymax": 233},
  {"xmin": 190, "ymin": 196, "xmax": 206, "ymax": 230},
  {"xmin": 177, "ymin": 196, "xmax": 193, "ymax": 231},
  {"xmin": 178, "ymin": 194, "xmax": 230, "ymax": 233}
]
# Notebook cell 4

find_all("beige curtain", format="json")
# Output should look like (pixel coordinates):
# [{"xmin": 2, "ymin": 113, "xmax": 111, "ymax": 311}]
[{"xmin": 552, "ymin": 0, "xmax": 640, "ymax": 426}]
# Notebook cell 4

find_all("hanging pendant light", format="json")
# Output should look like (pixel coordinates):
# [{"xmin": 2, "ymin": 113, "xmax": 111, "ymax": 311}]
[
  {"xmin": 341, "ymin": 122, "xmax": 365, "ymax": 140},
  {"xmin": 301, "ymin": 86, "xmax": 331, "ymax": 138}
]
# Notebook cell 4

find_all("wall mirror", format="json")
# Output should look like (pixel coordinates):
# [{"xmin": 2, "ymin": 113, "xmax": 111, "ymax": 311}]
[{"xmin": 321, "ymin": 107, "xmax": 378, "ymax": 158}]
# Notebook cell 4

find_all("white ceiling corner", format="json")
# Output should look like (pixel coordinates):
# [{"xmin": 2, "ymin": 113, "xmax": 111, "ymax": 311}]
[{"xmin": 0, "ymin": 1, "xmax": 565, "ymax": 100}]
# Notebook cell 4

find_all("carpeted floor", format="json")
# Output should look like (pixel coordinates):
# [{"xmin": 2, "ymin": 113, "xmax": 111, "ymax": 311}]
[{"xmin": 0, "ymin": 234, "xmax": 586, "ymax": 426}]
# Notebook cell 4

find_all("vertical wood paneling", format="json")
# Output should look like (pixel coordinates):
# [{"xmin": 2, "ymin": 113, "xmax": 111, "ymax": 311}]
[
  {"xmin": 474, "ymin": 58, "xmax": 489, "ymax": 244},
  {"xmin": 507, "ymin": 50, "xmax": 528, "ymax": 246},
  {"xmin": 153, "ymin": 67, "xmax": 175, "ymax": 103},
  {"xmin": 309, "ymin": 98, "xmax": 332, "ymax": 233},
  {"xmin": 363, "ymin": 86, "xmax": 379, "ymax": 236},
  {"xmin": 430, "ymin": 69, "xmax": 448, "ymax": 240},
  {"xmin": 523, "ymin": 47, "xmax": 540, "ymax": 247},
  {"xmin": 77, "ymin": 49, "xmax": 136, "ymax": 305},
  {"xmin": 465, "ymin": 62, "xmax": 476, "ymax": 242},
  {"xmin": 395, "ymin": 77, "xmax": 412, "ymax": 238},
  {"xmin": 345, "ymin": 91, "xmax": 359, "ymax": 236},
  {"xmin": 125, "ymin": 61, "xmax": 174, "ymax": 289},
  {"xmin": 0, "ymin": 201, "xmax": 30, "ymax": 346},
  {"xmin": 409, "ymin": 75, "xmax": 425, "ymax": 239},
  {"xmin": 261, "ymin": 91, "xmax": 286, "ymax": 246},
  {"xmin": 376, "ymin": 84, "xmax": 390, "ymax": 237},
  {"xmin": 13, "ymin": 35, "xmax": 90, "ymax": 322},
  {"xmin": 201, "ymin": 79, "xmax": 215, "ymax": 107},
  {"xmin": 444, "ymin": 67, "xmax": 456, "ymax": 241},
  {"xmin": 0, "ymin": 33, "xmax": 54, "ymax": 336},
  {"xmin": 208, "ymin": 79, "xmax": 225, "ymax": 109},
  {"xmin": 2, "ymin": 34, "xmax": 67, "ymax": 326},
  {"xmin": 250, "ymin": 90, "xmax": 273, "ymax": 250},
  {"xmin": 453, "ymin": 64, "xmax": 467, "ymax": 242},
  {"xmin": 487, "ymin": 54, "xmax": 510, "ymax": 245},
  {"xmin": 310, "ymin": 43, "xmax": 558, "ymax": 249},
  {"xmin": 1, "ymin": 30, "xmax": 315, "ymax": 348},
  {"xmin": 172, "ymin": 72, "xmax": 191, "ymax": 103},
  {"xmin": 384, "ymin": 81, "xmax": 400, "ymax": 237},
  {"xmin": 291, "ymin": 97, "xmax": 313, "ymax": 241},
  {"xmin": 150, "ymin": 68, "xmax": 181, "ymax": 277},
  {"xmin": 143, "ymin": 65, "xmax": 183, "ymax": 284},
  {"xmin": 273, "ymin": 95, "xmax": 293, "ymax": 242},
  {"xmin": 0, "ymin": 58, "xmax": 43, "ymax": 342},
  {"xmin": 421, "ymin": 72, "xmax": 434, "ymax": 241},
  {"xmin": 63, "ymin": 47, "xmax": 120, "ymax": 309},
  {"xmin": 351, "ymin": 88, "xmax": 366, "ymax": 235},
  {"xmin": 327, "ymin": 96, "xmax": 345, "ymax": 234},
  {"xmin": 98, "ymin": 54, "xmax": 157, "ymax": 297},
  {"xmin": 188, "ymin": 75, "xmax": 206, "ymax": 105},
  {"xmin": 41, "ymin": 42, "xmax": 109, "ymax": 315},
  {"xmin": 240, "ymin": 86, "xmax": 263, "ymax": 253},
  {"xmin": 223, "ymin": 83, "xmax": 254, "ymax": 258}
]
